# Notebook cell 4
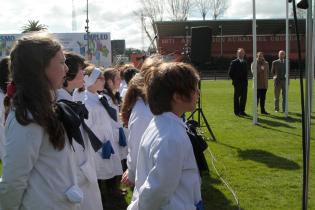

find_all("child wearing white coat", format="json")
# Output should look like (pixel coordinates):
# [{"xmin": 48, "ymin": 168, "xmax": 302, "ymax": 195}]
[
  {"xmin": 128, "ymin": 62, "xmax": 203, "ymax": 210},
  {"xmin": 56, "ymin": 51, "xmax": 103, "ymax": 210},
  {"xmin": 121, "ymin": 55, "xmax": 162, "ymax": 186},
  {"xmin": 74, "ymin": 66, "xmax": 122, "ymax": 209},
  {"xmin": 0, "ymin": 32, "xmax": 82, "ymax": 210}
]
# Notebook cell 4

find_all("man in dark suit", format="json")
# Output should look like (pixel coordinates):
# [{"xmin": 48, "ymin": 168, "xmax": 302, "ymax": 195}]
[
  {"xmin": 271, "ymin": 50, "xmax": 287, "ymax": 112},
  {"xmin": 228, "ymin": 48, "xmax": 248, "ymax": 116}
]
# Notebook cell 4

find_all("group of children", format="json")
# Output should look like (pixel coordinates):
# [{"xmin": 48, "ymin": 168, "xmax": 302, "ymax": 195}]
[{"xmin": 0, "ymin": 32, "xmax": 203, "ymax": 210}]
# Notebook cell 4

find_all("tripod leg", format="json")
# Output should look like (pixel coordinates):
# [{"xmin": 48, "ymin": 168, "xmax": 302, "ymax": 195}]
[
  {"xmin": 199, "ymin": 109, "xmax": 216, "ymax": 141},
  {"xmin": 186, "ymin": 109, "xmax": 197, "ymax": 121}
]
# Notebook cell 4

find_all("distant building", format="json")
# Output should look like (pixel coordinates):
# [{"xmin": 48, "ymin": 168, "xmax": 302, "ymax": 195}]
[
  {"xmin": 111, "ymin": 39, "xmax": 126, "ymax": 64},
  {"xmin": 155, "ymin": 19, "xmax": 306, "ymax": 59}
]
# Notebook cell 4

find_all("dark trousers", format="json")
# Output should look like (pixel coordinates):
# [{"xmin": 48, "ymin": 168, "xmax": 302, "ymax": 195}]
[
  {"xmin": 257, "ymin": 89, "xmax": 267, "ymax": 112},
  {"xmin": 233, "ymin": 84, "xmax": 247, "ymax": 115}
]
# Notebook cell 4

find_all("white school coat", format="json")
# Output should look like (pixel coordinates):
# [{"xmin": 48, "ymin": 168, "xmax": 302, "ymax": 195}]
[
  {"xmin": 56, "ymin": 88, "xmax": 103, "ymax": 210},
  {"xmin": 0, "ymin": 91, "xmax": 5, "ymax": 160},
  {"xmin": 0, "ymin": 111, "xmax": 79, "ymax": 210},
  {"xmin": 83, "ymin": 90, "xmax": 122, "ymax": 179},
  {"xmin": 126, "ymin": 98, "xmax": 153, "ymax": 183},
  {"xmin": 103, "ymin": 94, "xmax": 128, "ymax": 161},
  {"xmin": 119, "ymin": 80, "xmax": 127, "ymax": 95},
  {"xmin": 128, "ymin": 112, "xmax": 202, "ymax": 210}
]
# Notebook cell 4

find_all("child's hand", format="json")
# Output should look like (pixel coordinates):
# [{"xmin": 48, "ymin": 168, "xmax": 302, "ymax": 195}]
[{"xmin": 121, "ymin": 170, "xmax": 134, "ymax": 187}]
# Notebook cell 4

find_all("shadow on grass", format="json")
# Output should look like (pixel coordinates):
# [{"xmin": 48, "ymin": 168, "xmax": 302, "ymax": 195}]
[
  {"xmin": 256, "ymin": 123, "xmax": 301, "ymax": 137},
  {"xmin": 240, "ymin": 114, "xmax": 296, "ymax": 128},
  {"xmin": 238, "ymin": 149, "xmax": 300, "ymax": 170},
  {"xmin": 266, "ymin": 114, "xmax": 301, "ymax": 123},
  {"xmin": 257, "ymin": 117, "xmax": 295, "ymax": 128},
  {"xmin": 288, "ymin": 112, "xmax": 315, "ymax": 120},
  {"xmin": 202, "ymin": 173, "xmax": 243, "ymax": 210}
]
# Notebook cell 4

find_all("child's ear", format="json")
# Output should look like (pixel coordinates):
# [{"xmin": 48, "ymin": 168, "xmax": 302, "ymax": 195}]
[{"xmin": 172, "ymin": 93, "xmax": 182, "ymax": 104}]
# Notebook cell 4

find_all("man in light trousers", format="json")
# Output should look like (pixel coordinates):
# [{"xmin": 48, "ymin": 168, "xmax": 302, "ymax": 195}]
[{"xmin": 271, "ymin": 50, "xmax": 287, "ymax": 112}]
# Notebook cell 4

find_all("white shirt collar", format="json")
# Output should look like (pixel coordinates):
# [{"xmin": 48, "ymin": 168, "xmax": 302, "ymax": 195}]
[
  {"xmin": 161, "ymin": 112, "xmax": 187, "ymax": 129},
  {"xmin": 56, "ymin": 88, "xmax": 73, "ymax": 101},
  {"xmin": 86, "ymin": 90, "xmax": 101, "ymax": 103}
]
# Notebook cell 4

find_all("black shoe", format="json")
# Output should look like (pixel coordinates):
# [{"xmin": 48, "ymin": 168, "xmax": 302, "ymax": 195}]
[
  {"xmin": 261, "ymin": 111, "xmax": 270, "ymax": 115},
  {"xmin": 239, "ymin": 112, "xmax": 248, "ymax": 116}
]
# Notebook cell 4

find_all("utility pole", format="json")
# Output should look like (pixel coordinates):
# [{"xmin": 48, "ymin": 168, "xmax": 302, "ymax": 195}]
[{"xmin": 85, "ymin": 0, "xmax": 90, "ymax": 61}]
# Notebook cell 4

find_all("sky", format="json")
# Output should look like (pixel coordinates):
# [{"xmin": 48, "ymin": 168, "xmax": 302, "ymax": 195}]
[{"xmin": 0, "ymin": 0, "xmax": 295, "ymax": 49}]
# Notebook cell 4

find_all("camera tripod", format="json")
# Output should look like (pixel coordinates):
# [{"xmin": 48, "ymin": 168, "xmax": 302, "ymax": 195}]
[{"xmin": 186, "ymin": 72, "xmax": 216, "ymax": 141}]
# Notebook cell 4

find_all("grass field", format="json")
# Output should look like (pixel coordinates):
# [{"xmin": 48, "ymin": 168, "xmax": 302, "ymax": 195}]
[
  {"xmin": 199, "ymin": 79, "xmax": 315, "ymax": 210},
  {"xmin": 0, "ymin": 79, "xmax": 314, "ymax": 210}
]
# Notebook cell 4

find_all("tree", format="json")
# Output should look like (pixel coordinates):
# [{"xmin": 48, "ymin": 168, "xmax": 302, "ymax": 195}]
[
  {"xmin": 135, "ymin": 0, "xmax": 165, "ymax": 50},
  {"xmin": 210, "ymin": 0, "xmax": 228, "ymax": 20},
  {"xmin": 167, "ymin": 0, "xmax": 191, "ymax": 21},
  {"xmin": 195, "ymin": 0, "xmax": 212, "ymax": 20},
  {"xmin": 21, "ymin": 20, "xmax": 48, "ymax": 33}
]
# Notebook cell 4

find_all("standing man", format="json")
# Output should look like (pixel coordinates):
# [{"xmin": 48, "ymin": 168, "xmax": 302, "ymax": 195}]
[
  {"xmin": 271, "ymin": 50, "xmax": 287, "ymax": 112},
  {"xmin": 228, "ymin": 48, "xmax": 248, "ymax": 116}
]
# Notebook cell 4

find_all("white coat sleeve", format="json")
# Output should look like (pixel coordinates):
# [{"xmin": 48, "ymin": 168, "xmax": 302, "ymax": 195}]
[
  {"xmin": 0, "ymin": 116, "xmax": 43, "ymax": 210},
  {"xmin": 137, "ymin": 137, "xmax": 184, "ymax": 210},
  {"xmin": 126, "ymin": 116, "xmax": 144, "ymax": 183}
]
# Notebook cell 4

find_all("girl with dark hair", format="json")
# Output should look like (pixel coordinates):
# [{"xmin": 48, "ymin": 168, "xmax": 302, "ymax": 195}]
[
  {"xmin": 0, "ymin": 57, "xmax": 10, "ymax": 160},
  {"xmin": 0, "ymin": 32, "xmax": 82, "ymax": 209},
  {"xmin": 120, "ymin": 67, "xmax": 138, "ymax": 98},
  {"xmin": 103, "ymin": 68, "xmax": 127, "ymax": 162},
  {"xmin": 102, "ymin": 67, "xmax": 128, "ymax": 198},
  {"xmin": 56, "ymin": 51, "xmax": 103, "ymax": 210},
  {"xmin": 121, "ymin": 55, "xmax": 162, "ymax": 186},
  {"xmin": 118, "ymin": 63, "xmax": 135, "ymax": 95},
  {"xmin": 75, "ymin": 66, "xmax": 122, "ymax": 209},
  {"xmin": 128, "ymin": 62, "xmax": 203, "ymax": 210}
]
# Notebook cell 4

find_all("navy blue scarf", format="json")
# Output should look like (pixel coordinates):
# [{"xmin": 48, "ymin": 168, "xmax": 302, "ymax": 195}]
[{"xmin": 57, "ymin": 99, "xmax": 103, "ymax": 152}]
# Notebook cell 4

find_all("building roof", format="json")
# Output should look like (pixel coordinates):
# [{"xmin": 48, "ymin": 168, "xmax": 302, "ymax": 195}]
[{"xmin": 155, "ymin": 19, "xmax": 306, "ymax": 37}]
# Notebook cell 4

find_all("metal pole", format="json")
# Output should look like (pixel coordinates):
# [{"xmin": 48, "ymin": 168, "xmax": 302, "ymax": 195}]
[
  {"xmin": 285, "ymin": 0, "xmax": 289, "ymax": 117},
  {"xmin": 311, "ymin": 0, "xmax": 315, "ymax": 112},
  {"xmin": 219, "ymin": 25, "xmax": 223, "ymax": 56},
  {"xmin": 85, "ymin": 0, "xmax": 90, "ymax": 61},
  {"xmin": 304, "ymin": 1, "xmax": 313, "ymax": 207},
  {"xmin": 252, "ymin": 0, "xmax": 257, "ymax": 124}
]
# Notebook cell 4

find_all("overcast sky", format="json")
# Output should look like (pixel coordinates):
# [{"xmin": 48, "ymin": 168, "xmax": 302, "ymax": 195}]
[{"xmin": 0, "ymin": 0, "xmax": 293, "ymax": 49}]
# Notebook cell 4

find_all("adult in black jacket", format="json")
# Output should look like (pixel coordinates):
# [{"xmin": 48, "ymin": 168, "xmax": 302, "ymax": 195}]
[{"xmin": 228, "ymin": 48, "xmax": 248, "ymax": 116}]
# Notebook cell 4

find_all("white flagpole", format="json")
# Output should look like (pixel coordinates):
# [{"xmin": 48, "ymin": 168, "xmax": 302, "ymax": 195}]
[
  {"xmin": 311, "ymin": 0, "xmax": 315, "ymax": 113},
  {"xmin": 252, "ymin": 0, "xmax": 257, "ymax": 124},
  {"xmin": 304, "ymin": 0, "xmax": 313, "ymax": 208},
  {"xmin": 285, "ymin": 0, "xmax": 289, "ymax": 117}
]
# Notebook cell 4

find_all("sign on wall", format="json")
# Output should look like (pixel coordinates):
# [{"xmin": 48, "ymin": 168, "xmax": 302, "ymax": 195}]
[{"xmin": 0, "ymin": 32, "xmax": 111, "ymax": 67}]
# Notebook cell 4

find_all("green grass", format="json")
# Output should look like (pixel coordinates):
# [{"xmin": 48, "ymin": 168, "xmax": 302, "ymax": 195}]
[
  {"xmin": 0, "ymin": 79, "xmax": 314, "ymax": 210},
  {"xmin": 199, "ymin": 79, "xmax": 315, "ymax": 210}
]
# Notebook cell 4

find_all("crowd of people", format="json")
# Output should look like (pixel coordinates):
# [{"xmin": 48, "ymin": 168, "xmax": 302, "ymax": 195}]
[
  {"xmin": 0, "ymin": 32, "xmax": 204, "ymax": 210},
  {"xmin": 228, "ymin": 48, "xmax": 288, "ymax": 116},
  {"xmin": 0, "ymin": 31, "xmax": 290, "ymax": 210}
]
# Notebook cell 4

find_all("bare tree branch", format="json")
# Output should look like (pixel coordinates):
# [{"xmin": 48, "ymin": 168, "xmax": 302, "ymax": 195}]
[
  {"xmin": 167, "ymin": 0, "xmax": 192, "ymax": 21},
  {"xmin": 211, "ymin": 0, "xmax": 228, "ymax": 20},
  {"xmin": 195, "ymin": 0, "xmax": 211, "ymax": 20},
  {"xmin": 134, "ymin": 0, "xmax": 165, "ymax": 50}
]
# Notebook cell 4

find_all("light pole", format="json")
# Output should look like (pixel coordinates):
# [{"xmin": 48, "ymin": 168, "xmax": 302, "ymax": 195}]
[
  {"xmin": 185, "ymin": 25, "xmax": 189, "ymax": 55},
  {"xmin": 85, "ymin": 0, "xmax": 90, "ymax": 61},
  {"xmin": 218, "ymin": 25, "xmax": 223, "ymax": 57}
]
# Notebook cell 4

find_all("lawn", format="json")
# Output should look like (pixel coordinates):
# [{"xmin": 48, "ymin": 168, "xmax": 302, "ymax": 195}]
[
  {"xmin": 0, "ymin": 79, "xmax": 314, "ymax": 210},
  {"xmin": 199, "ymin": 79, "xmax": 315, "ymax": 210}
]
